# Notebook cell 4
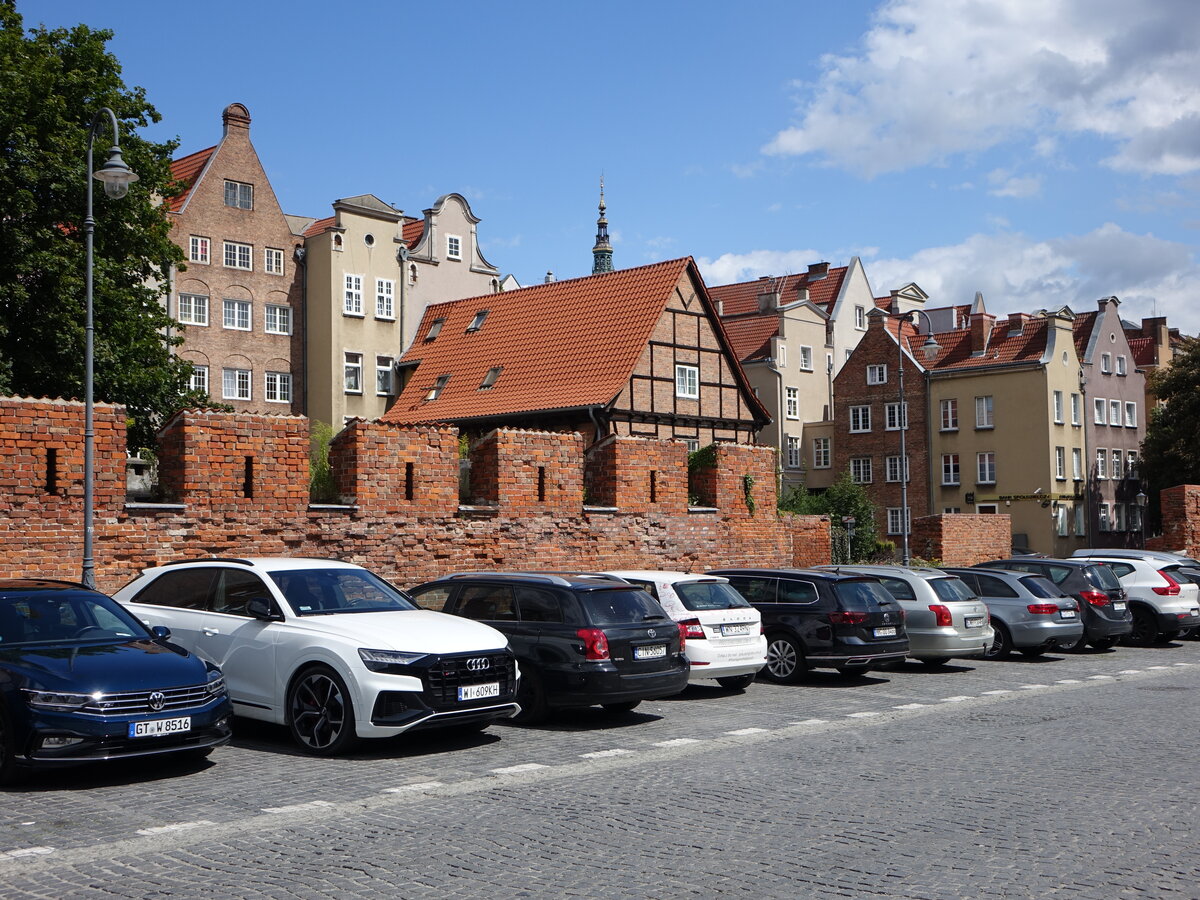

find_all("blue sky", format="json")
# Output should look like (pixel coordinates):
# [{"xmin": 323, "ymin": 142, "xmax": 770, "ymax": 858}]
[{"xmin": 21, "ymin": 0, "xmax": 1200, "ymax": 333}]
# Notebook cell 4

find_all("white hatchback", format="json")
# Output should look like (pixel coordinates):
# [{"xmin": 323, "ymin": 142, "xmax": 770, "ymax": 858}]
[
  {"xmin": 603, "ymin": 571, "xmax": 767, "ymax": 689},
  {"xmin": 114, "ymin": 558, "xmax": 519, "ymax": 754}
]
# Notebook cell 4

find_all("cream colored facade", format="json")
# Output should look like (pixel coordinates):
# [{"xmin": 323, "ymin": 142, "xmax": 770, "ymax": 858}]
[{"xmin": 928, "ymin": 312, "xmax": 1087, "ymax": 555}]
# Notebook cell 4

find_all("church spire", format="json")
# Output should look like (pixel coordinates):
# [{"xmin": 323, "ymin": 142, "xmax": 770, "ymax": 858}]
[{"xmin": 591, "ymin": 176, "xmax": 613, "ymax": 274}]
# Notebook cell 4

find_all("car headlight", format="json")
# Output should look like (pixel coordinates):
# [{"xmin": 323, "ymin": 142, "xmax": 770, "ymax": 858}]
[
  {"xmin": 204, "ymin": 672, "xmax": 226, "ymax": 696},
  {"xmin": 358, "ymin": 648, "xmax": 428, "ymax": 672},
  {"xmin": 22, "ymin": 689, "xmax": 98, "ymax": 711}
]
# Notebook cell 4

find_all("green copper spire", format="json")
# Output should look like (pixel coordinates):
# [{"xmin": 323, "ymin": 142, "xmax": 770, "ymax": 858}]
[{"xmin": 591, "ymin": 177, "xmax": 613, "ymax": 274}]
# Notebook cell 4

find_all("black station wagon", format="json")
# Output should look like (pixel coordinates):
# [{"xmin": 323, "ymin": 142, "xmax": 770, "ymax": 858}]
[
  {"xmin": 408, "ymin": 573, "xmax": 689, "ymax": 723},
  {"xmin": 708, "ymin": 568, "xmax": 909, "ymax": 680}
]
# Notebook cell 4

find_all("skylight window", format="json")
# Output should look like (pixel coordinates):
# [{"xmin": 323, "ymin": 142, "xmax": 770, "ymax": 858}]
[
  {"xmin": 425, "ymin": 375, "xmax": 450, "ymax": 401},
  {"xmin": 425, "ymin": 317, "xmax": 445, "ymax": 341},
  {"xmin": 466, "ymin": 310, "xmax": 489, "ymax": 332},
  {"xmin": 479, "ymin": 367, "xmax": 503, "ymax": 390}
]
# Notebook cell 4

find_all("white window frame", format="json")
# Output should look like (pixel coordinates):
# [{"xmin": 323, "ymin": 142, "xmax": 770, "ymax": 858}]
[
  {"xmin": 940, "ymin": 398, "xmax": 958, "ymax": 431},
  {"xmin": 885, "ymin": 455, "xmax": 909, "ymax": 483},
  {"xmin": 344, "ymin": 274, "xmax": 364, "ymax": 316},
  {"xmin": 222, "ymin": 298, "xmax": 251, "ymax": 331},
  {"xmin": 177, "ymin": 293, "xmax": 209, "ymax": 326},
  {"xmin": 1071, "ymin": 393, "xmax": 1081, "ymax": 426},
  {"xmin": 1124, "ymin": 401, "xmax": 1137, "ymax": 427},
  {"xmin": 1053, "ymin": 390, "xmax": 1063, "ymax": 424},
  {"xmin": 1127, "ymin": 450, "xmax": 1138, "ymax": 479},
  {"xmin": 776, "ymin": 344, "xmax": 786, "ymax": 368},
  {"xmin": 1099, "ymin": 503, "xmax": 1111, "ymax": 532},
  {"xmin": 675, "ymin": 364, "xmax": 699, "ymax": 399},
  {"xmin": 1109, "ymin": 399, "xmax": 1121, "ymax": 426},
  {"xmin": 850, "ymin": 457, "xmax": 872, "ymax": 484},
  {"xmin": 1056, "ymin": 505, "xmax": 1068, "ymax": 537},
  {"xmin": 799, "ymin": 345, "xmax": 813, "ymax": 372},
  {"xmin": 786, "ymin": 436, "xmax": 801, "ymax": 469},
  {"xmin": 785, "ymin": 387, "xmax": 799, "ymax": 420},
  {"xmin": 941, "ymin": 453, "xmax": 960, "ymax": 486},
  {"xmin": 866, "ymin": 364, "xmax": 887, "ymax": 385},
  {"xmin": 188, "ymin": 365, "xmax": 208, "ymax": 395},
  {"xmin": 223, "ymin": 179, "xmax": 253, "ymax": 209},
  {"xmin": 886, "ymin": 507, "xmax": 911, "ymax": 537},
  {"xmin": 222, "ymin": 367, "xmax": 251, "ymax": 401},
  {"xmin": 376, "ymin": 356, "xmax": 394, "ymax": 396},
  {"xmin": 1072, "ymin": 447, "xmax": 1083, "ymax": 481},
  {"xmin": 1116, "ymin": 355, "xmax": 1127, "ymax": 376},
  {"xmin": 223, "ymin": 240, "xmax": 252, "ymax": 270},
  {"xmin": 1101, "ymin": 352, "xmax": 1112, "ymax": 374},
  {"xmin": 1114, "ymin": 503, "xmax": 1125, "ymax": 532},
  {"xmin": 375, "ymin": 278, "xmax": 395, "ymax": 320},
  {"xmin": 446, "ymin": 234, "xmax": 463, "ymax": 260},
  {"xmin": 264, "ymin": 304, "xmax": 291, "ymax": 335},
  {"xmin": 1055, "ymin": 447, "xmax": 1066, "ymax": 480},
  {"xmin": 188, "ymin": 235, "xmax": 210, "ymax": 264},
  {"xmin": 1111, "ymin": 449, "xmax": 1122, "ymax": 481},
  {"xmin": 1096, "ymin": 449, "xmax": 1107, "ymax": 479},
  {"xmin": 884, "ymin": 402, "xmax": 908, "ymax": 431},
  {"xmin": 975, "ymin": 395, "xmax": 994, "ymax": 429},
  {"xmin": 854, "ymin": 305, "xmax": 866, "ymax": 330},
  {"xmin": 264, "ymin": 371, "xmax": 291, "ymax": 404},
  {"xmin": 1075, "ymin": 504, "xmax": 1086, "ymax": 535},
  {"xmin": 263, "ymin": 247, "xmax": 284, "ymax": 276},
  {"xmin": 849, "ymin": 405, "xmax": 871, "ymax": 433},
  {"xmin": 977, "ymin": 451, "xmax": 996, "ymax": 484},
  {"xmin": 344, "ymin": 352, "xmax": 363, "ymax": 394},
  {"xmin": 812, "ymin": 437, "xmax": 831, "ymax": 469},
  {"xmin": 1094, "ymin": 398, "xmax": 1106, "ymax": 424}
]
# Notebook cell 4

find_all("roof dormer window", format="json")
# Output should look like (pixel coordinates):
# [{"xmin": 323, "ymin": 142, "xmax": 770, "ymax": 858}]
[
  {"xmin": 479, "ymin": 367, "xmax": 503, "ymax": 390},
  {"xmin": 425, "ymin": 375, "xmax": 450, "ymax": 401},
  {"xmin": 467, "ymin": 310, "xmax": 489, "ymax": 332},
  {"xmin": 425, "ymin": 317, "xmax": 445, "ymax": 341}
]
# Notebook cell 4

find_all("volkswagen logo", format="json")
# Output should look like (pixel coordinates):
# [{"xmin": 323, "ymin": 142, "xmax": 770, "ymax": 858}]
[
  {"xmin": 148, "ymin": 691, "xmax": 166, "ymax": 711},
  {"xmin": 647, "ymin": 628, "xmax": 656, "ymax": 638},
  {"xmin": 465, "ymin": 658, "xmax": 490, "ymax": 673}
]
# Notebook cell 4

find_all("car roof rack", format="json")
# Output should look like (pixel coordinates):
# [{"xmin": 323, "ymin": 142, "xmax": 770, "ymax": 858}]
[{"xmin": 161, "ymin": 557, "xmax": 254, "ymax": 567}]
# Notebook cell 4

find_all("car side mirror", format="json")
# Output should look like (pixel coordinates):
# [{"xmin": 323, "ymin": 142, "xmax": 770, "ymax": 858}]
[
  {"xmin": 151, "ymin": 624, "xmax": 172, "ymax": 641},
  {"xmin": 247, "ymin": 597, "xmax": 282, "ymax": 621}
]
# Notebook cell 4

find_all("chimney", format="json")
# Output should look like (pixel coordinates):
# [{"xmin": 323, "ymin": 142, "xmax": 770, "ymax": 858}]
[
  {"xmin": 807, "ymin": 261, "xmax": 830, "ymax": 279},
  {"xmin": 222, "ymin": 102, "xmax": 251, "ymax": 136},
  {"xmin": 970, "ymin": 311, "xmax": 996, "ymax": 355},
  {"xmin": 544, "ymin": 271, "xmax": 555, "ymax": 283},
  {"xmin": 795, "ymin": 286, "xmax": 809, "ymax": 303},
  {"xmin": 1007, "ymin": 312, "xmax": 1028, "ymax": 333},
  {"xmin": 757, "ymin": 276, "xmax": 780, "ymax": 312}
]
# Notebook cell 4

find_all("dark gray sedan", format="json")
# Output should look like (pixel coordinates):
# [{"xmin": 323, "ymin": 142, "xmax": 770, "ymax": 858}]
[{"xmin": 944, "ymin": 568, "xmax": 1084, "ymax": 659}]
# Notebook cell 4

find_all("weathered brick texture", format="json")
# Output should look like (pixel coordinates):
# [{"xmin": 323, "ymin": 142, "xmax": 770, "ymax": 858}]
[
  {"xmin": 1147, "ymin": 485, "xmax": 1200, "ymax": 557},
  {"xmin": 584, "ymin": 435, "xmax": 688, "ymax": 514},
  {"xmin": 910, "ymin": 513, "xmax": 1012, "ymax": 565}
]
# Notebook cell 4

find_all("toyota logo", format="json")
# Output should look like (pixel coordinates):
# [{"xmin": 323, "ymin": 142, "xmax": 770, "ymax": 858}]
[
  {"xmin": 465, "ymin": 658, "xmax": 490, "ymax": 673},
  {"xmin": 148, "ymin": 691, "xmax": 166, "ymax": 711},
  {"xmin": 647, "ymin": 629, "xmax": 656, "ymax": 638}
]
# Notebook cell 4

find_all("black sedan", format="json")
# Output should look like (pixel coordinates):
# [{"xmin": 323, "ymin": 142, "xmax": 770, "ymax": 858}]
[{"xmin": 0, "ymin": 579, "xmax": 232, "ymax": 784}]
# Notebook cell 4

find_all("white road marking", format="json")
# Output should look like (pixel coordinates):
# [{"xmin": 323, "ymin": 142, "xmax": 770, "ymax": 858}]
[
  {"xmin": 791, "ymin": 718, "xmax": 829, "ymax": 725},
  {"xmin": 846, "ymin": 711, "xmax": 881, "ymax": 718},
  {"xmin": 1088, "ymin": 674, "xmax": 1115, "ymax": 680},
  {"xmin": 383, "ymin": 782, "xmax": 445, "ymax": 793},
  {"xmin": 1173, "ymin": 662, "xmax": 1193, "ymax": 667},
  {"xmin": 1017, "ymin": 684, "xmax": 1047, "ymax": 690},
  {"xmin": 490, "ymin": 763, "xmax": 550, "ymax": 774},
  {"xmin": 1117, "ymin": 670, "xmax": 1142, "ymax": 675},
  {"xmin": 654, "ymin": 738, "xmax": 702, "ymax": 747},
  {"xmin": 982, "ymin": 689, "xmax": 1013, "ymax": 695},
  {"xmin": 1147, "ymin": 666, "xmax": 1171, "ymax": 670},
  {"xmin": 261, "ymin": 801, "xmax": 335, "ymax": 814},
  {"xmin": 1057, "ymin": 679, "xmax": 1082, "ymax": 684},
  {"xmin": 580, "ymin": 748, "xmax": 635, "ymax": 759},
  {"xmin": 940, "ymin": 696, "xmax": 973, "ymax": 703},
  {"xmin": 726, "ymin": 727, "xmax": 770, "ymax": 735},
  {"xmin": 135, "ymin": 821, "xmax": 213, "ymax": 837},
  {"xmin": 893, "ymin": 703, "xmax": 926, "ymax": 710},
  {"xmin": 1, "ymin": 847, "xmax": 53, "ymax": 859}
]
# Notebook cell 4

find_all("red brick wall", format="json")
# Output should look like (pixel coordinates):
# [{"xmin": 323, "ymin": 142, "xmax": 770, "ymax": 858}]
[
  {"xmin": 910, "ymin": 513, "xmax": 1012, "ymax": 565},
  {"xmin": 585, "ymin": 435, "xmax": 688, "ymax": 514},
  {"xmin": 1148, "ymin": 485, "xmax": 1200, "ymax": 557}
]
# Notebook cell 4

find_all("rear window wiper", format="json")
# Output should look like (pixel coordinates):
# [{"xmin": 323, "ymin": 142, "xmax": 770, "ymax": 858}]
[{"xmin": 642, "ymin": 614, "xmax": 667, "ymax": 621}]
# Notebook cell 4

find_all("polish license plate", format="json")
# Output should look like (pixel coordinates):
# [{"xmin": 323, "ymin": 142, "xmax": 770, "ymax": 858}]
[
  {"xmin": 1060, "ymin": 609, "xmax": 1077, "ymax": 619},
  {"xmin": 1113, "ymin": 602, "xmax": 1127, "ymax": 611},
  {"xmin": 458, "ymin": 682, "xmax": 500, "ymax": 702},
  {"xmin": 129, "ymin": 717, "xmax": 190, "ymax": 738},
  {"xmin": 721, "ymin": 623, "xmax": 753, "ymax": 637},
  {"xmin": 964, "ymin": 615, "xmax": 985, "ymax": 628},
  {"xmin": 874, "ymin": 626, "xmax": 897, "ymax": 638},
  {"xmin": 634, "ymin": 644, "xmax": 667, "ymax": 660}
]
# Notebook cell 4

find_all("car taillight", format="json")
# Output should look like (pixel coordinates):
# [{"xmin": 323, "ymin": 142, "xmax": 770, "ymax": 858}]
[
  {"xmin": 1027, "ymin": 603, "xmax": 1059, "ymax": 615},
  {"xmin": 1153, "ymin": 570, "xmax": 1182, "ymax": 596},
  {"xmin": 680, "ymin": 618, "xmax": 706, "ymax": 640},
  {"xmin": 576, "ymin": 628, "xmax": 610, "ymax": 660},
  {"xmin": 1079, "ymin": 589, "xmax": 1109, "ymax": 607},
  {"xmin": 828, "ymin": 611, "xmax": 868, "ymax": 625},
  {"xmin": 929, "ymin": 604, "xmax": 952, "ymax": 627}
]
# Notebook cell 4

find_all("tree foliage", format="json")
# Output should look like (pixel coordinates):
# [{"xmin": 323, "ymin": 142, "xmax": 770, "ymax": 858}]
[
  {"xmin": 0, "ymin": 2, "xmax": 201, "ymax": 448},
  {"xmin": 1141, "ymin": 337, "xmax": 1200, "ymax": 493},
  {"xmin": 779, "ymin": 471, "xmax": 880, "ymax": 561}
]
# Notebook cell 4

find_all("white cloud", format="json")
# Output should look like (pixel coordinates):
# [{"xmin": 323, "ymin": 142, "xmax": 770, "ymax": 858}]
[
  {"xmin": 764, "ymin": 0, "xmax": 1200, "ymax": 177},
  {"xmin": 986, "ymin": 169, "xmax": 1043, "ymax": 198},
  {"xmin": 866, "ymin": 224, "xmax": 1200, "ymax": 333},
  {"xmin": 696, "ymin": 249, "xmax": 823, "ymax": 285}
]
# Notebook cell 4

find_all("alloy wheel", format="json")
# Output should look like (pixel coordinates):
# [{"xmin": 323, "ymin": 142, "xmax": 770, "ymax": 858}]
[
  {"xmin": 290, "ymin": 671, "xmax": 349, "ymax": 752},
  {"xmin": 766, "ymin": 638, "xmax": 798, "ymax": 680}
]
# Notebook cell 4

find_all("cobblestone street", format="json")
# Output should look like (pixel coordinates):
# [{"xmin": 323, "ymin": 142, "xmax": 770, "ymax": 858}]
[{"xmin": 3, "ymin": 641, "xmax": 1198, "ymax": 898}]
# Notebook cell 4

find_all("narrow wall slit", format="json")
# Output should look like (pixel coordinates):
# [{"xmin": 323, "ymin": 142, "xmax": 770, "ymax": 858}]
[
  {"xmin": 537, "ymin": 466, "xmax": 546, "ymax": 502},
  {"xmin": 405, "ymin": 462, "xmax": 414, "ymax": 501},
  {"xmin": 243, "ymin": 456, "xmax": 254, "ymax": 498},
  {"xmin": 649, "ymin": 470, "xmax": 657, "ymax": 504},
  {"xmin": 45, "ymin": 447, "xmax": 57, "ymax": 495}
]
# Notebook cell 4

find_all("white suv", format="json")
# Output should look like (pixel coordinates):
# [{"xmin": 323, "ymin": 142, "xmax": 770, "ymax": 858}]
[
  {"xmin": 603, "ymin": 571, "xmax": 767, "ymax": 690},
  {"xmin": 1071, "ymin": 552, "xmax": 1200, "ymax": 644},
  {"xmin": 114, "ymin": 558, "xmax": 519, "ymax": 754}
]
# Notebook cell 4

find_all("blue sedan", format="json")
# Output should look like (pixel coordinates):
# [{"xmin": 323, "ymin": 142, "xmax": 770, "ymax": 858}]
[{"xmin": 0, "ymin": 579, "xmax": 232, "ymax": 784}]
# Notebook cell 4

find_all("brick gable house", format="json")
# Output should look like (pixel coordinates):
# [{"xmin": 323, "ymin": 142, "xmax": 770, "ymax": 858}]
[
  {"xmin": 381, "ymin": 257, "xmax": 769, "ymax": 447},
  {"xmin": 167, "ymin": 103, "xmax": 305, "ymax": 414}
]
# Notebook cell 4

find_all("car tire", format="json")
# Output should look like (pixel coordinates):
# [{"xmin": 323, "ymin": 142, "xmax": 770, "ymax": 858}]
[
  {"xmin": 984, "ymin": 623, "xmax": 1013, "ymax": 660},
  {"xmin": 287, "ymin": 665, "xmax": 359, "ymax": 756},
  {"xmin": 602, "ymin": 700, "xmax": 641, "ymax": 714},
  {"xmin": 1090, "ymin": 637, "xmax": 1119, "ymax": 651},
  {"xmin": 715, "ymin": 673, "xmax": 756, "ymax": 691},
  {"xmin": 513, "ymin": 672, "xmax": 549, "ymax": 725},
  {"xmin": 764, "ymin": 634, "xmax": 806, "ymax": 684},
  {"xmin": 1123, "ymin": 606, "xmax": 1158, "ymax": 647}
]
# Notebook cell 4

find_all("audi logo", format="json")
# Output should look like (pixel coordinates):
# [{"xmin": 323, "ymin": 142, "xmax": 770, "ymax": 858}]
[
  {"xmin": 465, "ymin": 658, "xmax": 490, "ymax": 673},
  {"xmin": 148, "ymin": 691, "xmax": 166, "ymax": 711}
]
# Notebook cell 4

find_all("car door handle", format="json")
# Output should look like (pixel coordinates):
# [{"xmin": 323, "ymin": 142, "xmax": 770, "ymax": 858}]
[{"xmin": 202, "ymin": 627, "xmax": 220, "ymax": 636}]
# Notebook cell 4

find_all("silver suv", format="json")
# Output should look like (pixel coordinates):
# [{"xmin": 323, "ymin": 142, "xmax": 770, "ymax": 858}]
[
  {"xmin": 1072, "ymin": 553, "xmax": 1200, "ymax": 644},
  {"xmin": 819, "ymin": 565, "xmax": 992, "ymax": 666}
]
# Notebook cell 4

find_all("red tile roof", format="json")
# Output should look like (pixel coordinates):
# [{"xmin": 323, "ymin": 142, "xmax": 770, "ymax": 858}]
[
  {"xmin": 167, "ymin": 145, "xmax": 216, "ymax": 213},
  {"xmin": 402, "ymin": 218, "xmax": 424, "ymax": 246},
  {"xmin": 722, "ymin": 316, "xmax": 780, "ymax": 362},
  {"xmin": 709, "ymin": 266, "xmax": 848, "ymax": 317},
  {"xmin": 920, "ymin": 316, "xmax": 1050, "ymax": 371},
  {"xmin": 1126, "ymin": 335, "xmax": 1157, "ymax": 367},
  {"xmin": 382, "ymin": 257, "xmax": 763, "ymax": 426},
  {"xmin": 1072, "ymin": 310, "xmax": 1098, "ymax": 360},
  {"xmin": 303, "ymin": 215, "xmax": 335, "ymax": 238}
]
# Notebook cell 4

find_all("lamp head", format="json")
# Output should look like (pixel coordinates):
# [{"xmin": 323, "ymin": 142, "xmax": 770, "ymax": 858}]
[
  {"xmin": 93, "ymin": 146, "xmax": 139, "ymax": 199},
  {"xmin": 920, "ymin": 333, "xmax": 940, "ymax": 362}
]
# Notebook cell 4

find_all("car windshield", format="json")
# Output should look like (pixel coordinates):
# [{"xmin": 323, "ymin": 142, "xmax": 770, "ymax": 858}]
[
  {"xmin": 1084, "ymin": 565, "xmax": 1123, "ymax": 591},
  {"xmin": 930, "ymin": 577, "xmax": 977, "ymax": 602},
  {"xmin": 0, "ymin": 591, "xmax": 149, "ymax": 647},
  {"xmin": 674, "ymin": 581, "xmax": 751, "ymax": 611},
  {"xmin": 833, "ymin": 579, "xmax": 894, "ymax": 611},
  {"xmin": 581, "ymin": 589, "xmax": 668, "ymax": 625},
  {"xmin": 269, "ymin": 569, "xmax": 417, "ymax": 615},
  {"xmin": 1020, "ymin": 576, "xmax": 1063, "ymax": 599}
]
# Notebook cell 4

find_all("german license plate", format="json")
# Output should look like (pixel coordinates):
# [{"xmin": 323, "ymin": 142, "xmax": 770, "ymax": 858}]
[
  {"xmin": 721, "ymin": 623, "xmax": 752, "ymax": 637},
  {"xmin": 965, "ymin": 615, "xmax": 985, "ymax": 628},
  {"xmin": 874, "ymin": 626, "xmax": 897, "ymax": 638},
  {"xmin": 458, "ymin": 682, "xmax": 499, "ymax": 702},
  {"xmin": 1113, "ymin": 602, "xmax": 1127, "ymax": 611},
  {"xmin": 1060, "ymin": 609, "xmax": 1077, "ymax": 619},
  {"xmin": 129, "ymin": 717, "xmax": 190, "ymax": 738},
  {"xmin": 634, "ymin": 644, "xmax": 667, "ymax": 660}
]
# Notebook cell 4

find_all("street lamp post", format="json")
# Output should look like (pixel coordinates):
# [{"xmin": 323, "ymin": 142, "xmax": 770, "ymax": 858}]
[
  {"xmin": 1135, "ymin": 490, "xmax": 1148, "ymax": 549},
  {"xmin": 82, "ymin": 109, "xmax": 139, "ymax": 589},
  {"xmin": 893, "ymin": 310, "xmax": 940, "ymax": 566}
]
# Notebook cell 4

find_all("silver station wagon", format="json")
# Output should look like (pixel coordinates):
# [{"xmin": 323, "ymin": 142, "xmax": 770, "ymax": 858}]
[{"xmin": 944, "ymin": 567, "xmax": 1084, "ymax": 658}]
